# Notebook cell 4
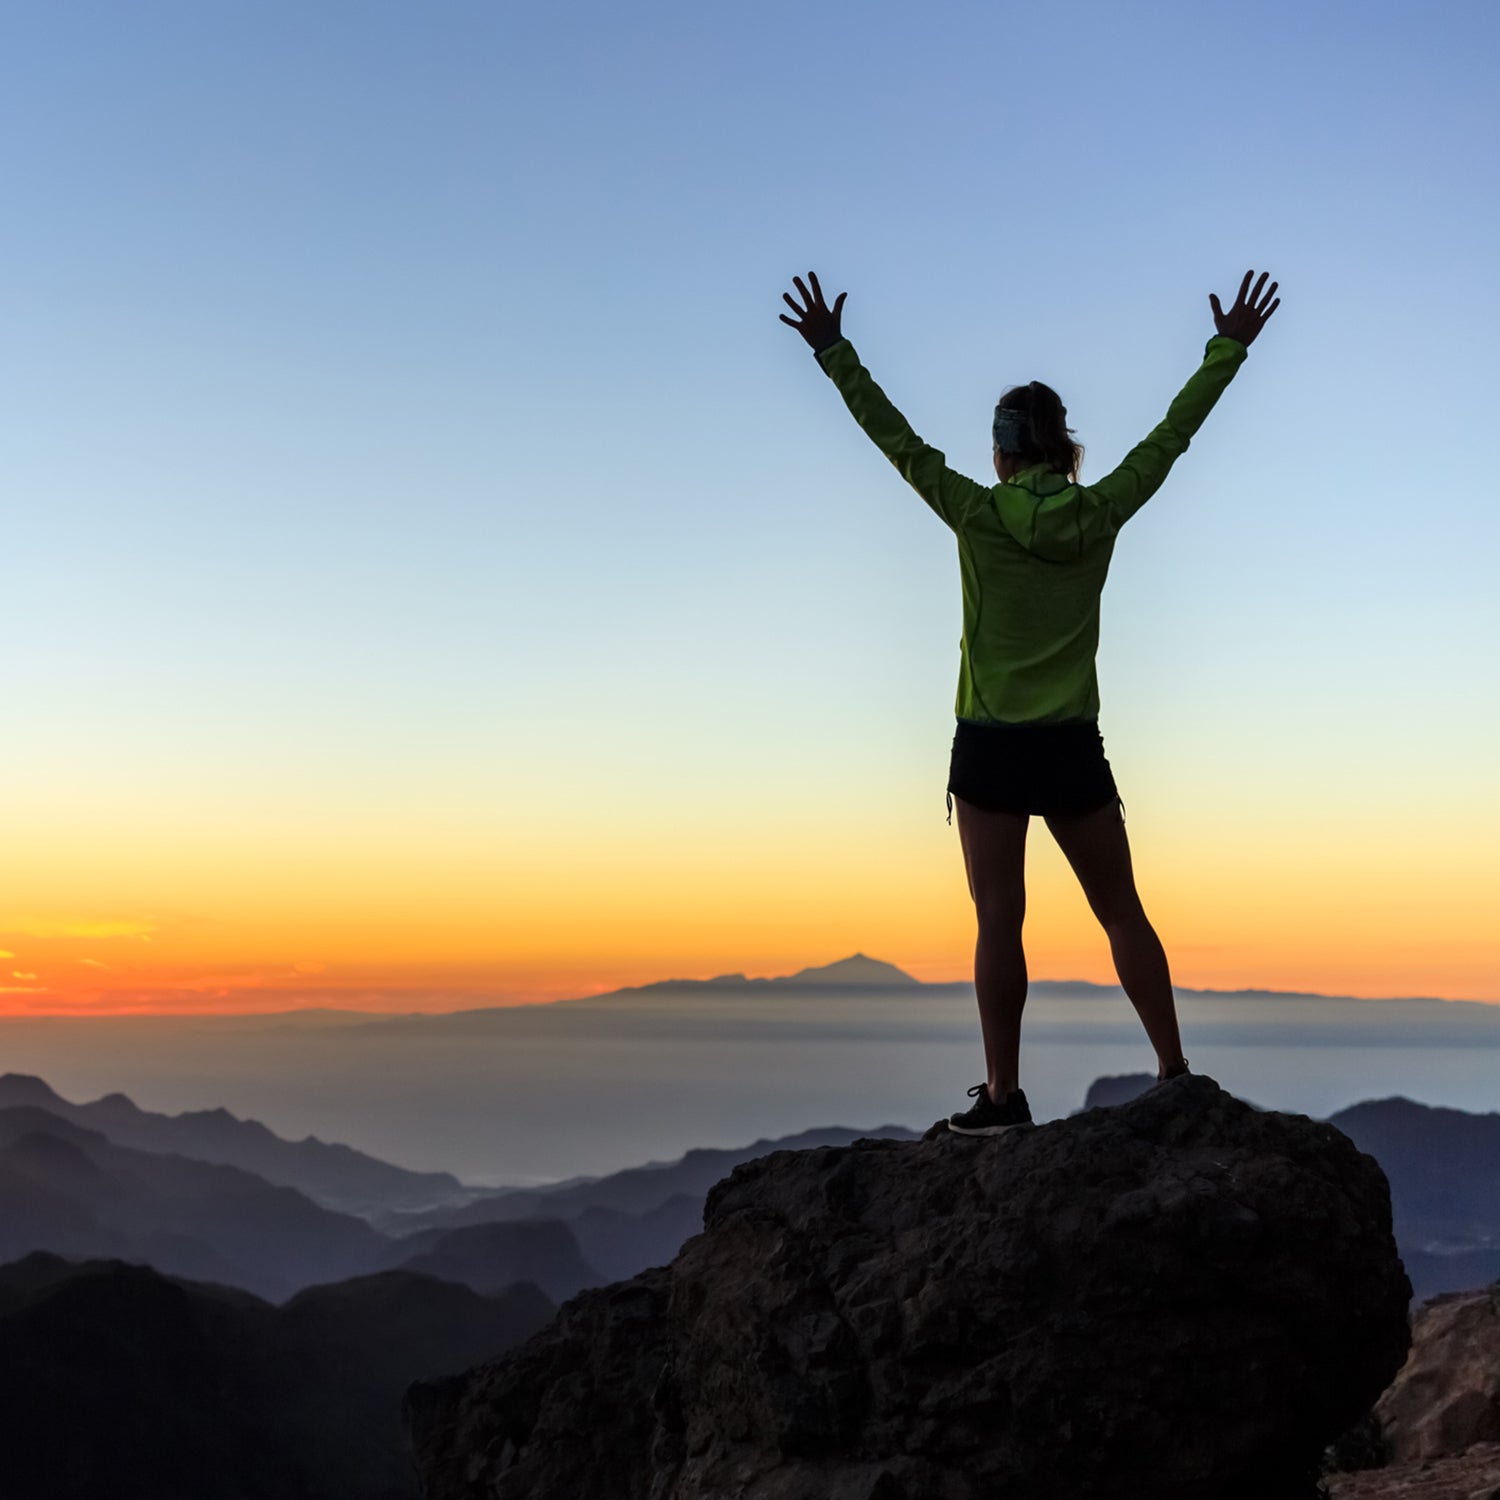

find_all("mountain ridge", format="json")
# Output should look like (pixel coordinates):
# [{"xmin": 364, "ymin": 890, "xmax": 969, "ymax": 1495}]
[
  {"xmin": 0, "ymin": 1073, "xmax": 472, "ymax": 1216},
  {"xmin": 5, "ymin": 1067, "xmax": 1500, "ymax": 1310},
  {"xmin": 0, "ymin": 1104, "xmax": 385, "ymax": 1300}
]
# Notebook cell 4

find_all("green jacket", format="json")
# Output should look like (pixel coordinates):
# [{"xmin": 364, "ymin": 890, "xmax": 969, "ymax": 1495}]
[{"xmin": 815, "ymin": 334, "xmax": 1249, "ymax": 724}]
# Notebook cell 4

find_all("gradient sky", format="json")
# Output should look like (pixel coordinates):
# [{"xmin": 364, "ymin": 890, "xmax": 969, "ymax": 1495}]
[{"xmin": 1, "ymin": 0, "xmax": 1497, "ymax": 1012}]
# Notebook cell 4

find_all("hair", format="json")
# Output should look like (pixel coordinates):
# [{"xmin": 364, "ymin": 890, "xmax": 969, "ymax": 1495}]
[{"xmin": 995, "ymin": 381, "xmax": 1083, "ymax": 482}]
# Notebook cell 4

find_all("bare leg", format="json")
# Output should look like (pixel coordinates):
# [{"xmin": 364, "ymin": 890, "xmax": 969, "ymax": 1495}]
[
  {"xmin": 1044, "ymin": 800, "xmax": 1187, "ymax": 1079},
  {"xmin": 954, "ymin": 797, "xmax": 1030, "ymax": 1100}
]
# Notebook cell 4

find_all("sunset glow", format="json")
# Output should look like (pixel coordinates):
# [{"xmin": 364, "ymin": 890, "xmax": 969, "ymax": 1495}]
[
  {"xmin": 3, "ymin": 780, "xmax": 1495, "ymax": 1011},
  {"xmin": 1, "ymin": 2, "xmax": 1495, "ymax": 1017}
]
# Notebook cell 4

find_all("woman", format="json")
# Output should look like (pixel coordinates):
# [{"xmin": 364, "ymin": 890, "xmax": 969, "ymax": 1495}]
[{"xmin": 780, "ymin": 269, "xmax": 1279, "ymax": 1135}]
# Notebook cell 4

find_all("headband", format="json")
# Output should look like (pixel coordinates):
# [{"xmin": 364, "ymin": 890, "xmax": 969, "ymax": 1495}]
[{"xmin": 993, "ymin": 406, "xmax": 1029, "ymax": 454}]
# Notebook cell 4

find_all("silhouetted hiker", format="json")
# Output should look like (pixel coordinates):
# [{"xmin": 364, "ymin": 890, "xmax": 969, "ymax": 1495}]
[{"xmin": 781, "ymin": 269, "xmax": 1279, "ymax": 1136}]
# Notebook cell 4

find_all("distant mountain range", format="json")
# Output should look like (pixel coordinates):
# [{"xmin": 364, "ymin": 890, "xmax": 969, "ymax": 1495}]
[
  {"xmin": 384, "ymin": 1218, "xmax": 603, "ymax": 1302},
  {"xmin": 0, "ymin": 1076, "xmax": 923, "ymax": 1306},
  {"xmin": 2, "ymin": 1064, "xmax": 1497, "ymax": 1317},
  {"xmin": 527, "ymin": 953, "xmax": 1497, "ymax": 1008},
  {"xmin": 384, "ymin": 1123, "xmax": 923, "ymax": 1234},
  {"xmin": 391, "ymin": 953, "xmax": 1489, "ymax": 1017},
  {"xmin": 0, "ymin": 1104, "xmax": 385, "ymax": 1301},
  {"xmin": 0, "ymin": 1073, "xmax": 472, "ymax": 1217}
]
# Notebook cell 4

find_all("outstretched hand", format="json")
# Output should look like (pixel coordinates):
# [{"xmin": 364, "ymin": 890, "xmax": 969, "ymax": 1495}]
[
  {"xmin": 780, "ymin": 273, "xmax": 847, "ymax": 353},
  {"xmin": 1210, "ymin": 270, "xmax": 1280, "ymax": 347}
]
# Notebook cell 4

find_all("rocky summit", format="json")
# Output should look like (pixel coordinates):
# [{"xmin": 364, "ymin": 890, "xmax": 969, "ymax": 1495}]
[{"xmin": 405, "ymin": 1075, "xmax": 1412, "ymax": 1500}]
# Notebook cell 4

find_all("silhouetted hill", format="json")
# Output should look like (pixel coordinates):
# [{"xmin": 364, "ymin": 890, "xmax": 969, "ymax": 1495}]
[
  {"xmin": 387, "ymin": 1219, "xmax": 602, "ymax": 1301},
  {"xmin": 1327, "ymin": 1097, "xmax": 1500, "ymax": 1299},
  {"xmin": 0, "ymin": 1073, "xmax": 470, "ymax": 1216},
  {"xmin": 0, "ymin": 1106, "xmax": 384, "ymax": 1300},
  {"xmin": 776, "ymin": 953, "xmax": 921, "ymax": 987},
  {"xmin": 570, "ymin": 1193, "xmax": 706, "ymax": 1283},
  {"xmin": 1080, "ymin": 1073, "xmax": 1157, "ymax": 1110},
  {"xmin": 591, "ymin": 953, "xmax": 923, "ymax": 998},
  {"xmin": 391, "ymin": 1123, "xmax": 922, "ymax": 1236},
  {"xmin": 1327, "ymin": 1097, "xmax": 1500, "ymax": 1242},
  {"xmin": 0, "ymin": 1252, "xmax": 553, "ymax": 1500}
]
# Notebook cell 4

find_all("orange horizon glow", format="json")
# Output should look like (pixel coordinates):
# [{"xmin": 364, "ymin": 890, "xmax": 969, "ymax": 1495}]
[
  {"xmin": 5, "ymin": 766, "xmax": 1496, "ymax": 1016},
  {"xmin": 1, "ymin": 945, "xmax": 1494, "ymax": 1018}
]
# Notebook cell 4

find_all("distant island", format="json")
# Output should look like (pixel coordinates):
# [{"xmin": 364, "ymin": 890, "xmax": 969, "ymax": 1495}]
[
  {"xmin": 613, "ymin": 952, "xmax": 924, "ymax": 995},
  {"xmin": 550, "ymin": 954, "xmax": 1469, "ymax": 1009}
]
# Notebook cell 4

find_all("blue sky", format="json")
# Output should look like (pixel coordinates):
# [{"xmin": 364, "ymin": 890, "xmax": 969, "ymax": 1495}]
[{"xmin": 1, "ymin": 0, "xmax": 1496, "ymax": 1003}]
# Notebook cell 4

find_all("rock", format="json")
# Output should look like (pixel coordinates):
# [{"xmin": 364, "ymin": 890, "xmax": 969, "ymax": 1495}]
[
  {"xmin": 405, "ymin": 1075, "xmax": 1411, "ymax": 1500},
  {"xmin": 1377, "ymin": 1283, "xmax": 1500, "ymax": 1461},
  {"xmin": 405, "ymin": 1268, "xmax": 673, "ymax": 1500},
  {"xmin": 1325, "ymin": 1440, "xmax": 1500, "ymax": 1499},
  {"xmin": 1327, "ymin": 1409, "xmax": 1391, "ymax": 1473}
]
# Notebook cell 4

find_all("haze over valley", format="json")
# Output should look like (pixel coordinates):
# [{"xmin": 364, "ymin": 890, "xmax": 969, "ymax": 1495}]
[{"xmin": 1, "ymin": 956, "xmax": 1495, "ymax": 1184}]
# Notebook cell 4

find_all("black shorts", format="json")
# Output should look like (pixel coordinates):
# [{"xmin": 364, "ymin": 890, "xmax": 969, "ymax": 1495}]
[{"xmin": 947, "ymin": 717, "xmax": 1120, "ymax": 819}]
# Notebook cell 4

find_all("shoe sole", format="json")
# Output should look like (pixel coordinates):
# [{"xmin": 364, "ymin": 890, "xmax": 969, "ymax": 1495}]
[{"xmin": 946, "ymin": 1120, "xmax": 1034, "ymax": 1137}]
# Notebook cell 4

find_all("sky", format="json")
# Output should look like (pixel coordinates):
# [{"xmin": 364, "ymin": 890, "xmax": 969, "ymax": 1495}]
[{"xmin": 1, "ymin": 0, "xmax": 1496, "ymax": 1013}]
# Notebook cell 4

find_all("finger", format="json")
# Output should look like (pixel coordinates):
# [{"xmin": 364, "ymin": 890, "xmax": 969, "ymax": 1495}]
[
  {"xmin": 808, "ymin": 271, "xmax": 826, "ymax": 310},
  {"xmin": 1256, "ymin": 279, "xmax": 1278, "ymax": 312},
  {"xmin": 1235, "ymin": 270, "xmax": 1253, "ymax": 308},
  {"xmin": 782, "ymin": 292, "xmax": 804, "ymax": 316},
  {"xmin": 792, "ymin": 275, "xmax": 812, "ymax": 308},
  {"xmin": 1209, "ymin": 292, "xmax": 1223, "ymax": 317},
  {"xmin": 778, "ymin": 313, "xmax": 800, "ymax": 327},
  {"xmin": 832, "ymin": 291, "xmax": 847, "ymax": 319},
  {"xmin": 1249, "ymin": 271, "xmax": 1269, "ymax": 308},
  {"xmin": 1261, "ymin": 297, "xmax": 1280, "ymax": 320}
]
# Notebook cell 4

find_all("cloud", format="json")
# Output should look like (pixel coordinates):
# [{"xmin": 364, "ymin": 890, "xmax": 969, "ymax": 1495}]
[
  {"xmin": 0, "ymin": 917, "xmax": 154, "ymax": 941},
  {"xmin": 120, "ymin": 971, "xmax": 273, "ymax": 994},
  {"xmin": 0, "ymin": 950, "xmax": 12, "ymax": 959},
  {"xmin": 78, "ymin": 958, "xmax": 112, "ymax": 971},
  {"xmin": 11, "ymin": 972, "xmax": 39, "ymax": 981}
]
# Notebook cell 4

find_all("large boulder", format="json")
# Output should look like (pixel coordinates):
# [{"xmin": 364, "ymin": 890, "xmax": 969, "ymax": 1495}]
[
  {"xmin": 1375, "ymin": 1282, "xmax": 1500, "ymax": 1461},
  {"xmin": 405, "ymin": 1075, "xmax": 1411, "ymax": 1500}
]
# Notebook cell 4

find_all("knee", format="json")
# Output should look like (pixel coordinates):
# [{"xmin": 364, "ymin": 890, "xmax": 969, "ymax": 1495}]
[
  {"xmin": 973, "ymin": 885, "xmax": 1026, "ymax": 936},
  {"xmin": 1098, "ymin": 898, "xmax": 1151, "ymax": 937}
]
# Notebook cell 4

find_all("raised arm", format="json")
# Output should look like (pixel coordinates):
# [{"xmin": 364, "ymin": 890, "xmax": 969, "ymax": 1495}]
[
  {"xmin": 781, "ymin": 273, "xmax": 991, "ymax": 532},
  {"xmin": 1089, "ymin": 270, "xmax": 1281, "ymax": 528}
]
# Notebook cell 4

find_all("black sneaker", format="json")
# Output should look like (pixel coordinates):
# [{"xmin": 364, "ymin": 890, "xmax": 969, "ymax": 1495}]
[
  {"xmin": 1149, "ymin": 1059, "xmax": 1191, "ymax": 1092},
  {"xmin": 948, "ymin": 1084, "xmax": 1033, "ymax": 1136}
]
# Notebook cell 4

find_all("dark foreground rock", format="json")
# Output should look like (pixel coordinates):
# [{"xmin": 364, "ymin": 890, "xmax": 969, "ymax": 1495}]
[
  {"xmin": 405, "ymin": 1075, "xmax": 1411, "ymax": 1500},
  {"xmin": 0, "ymin": 1254, "xmax": 554, "ymax": 1500}
]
